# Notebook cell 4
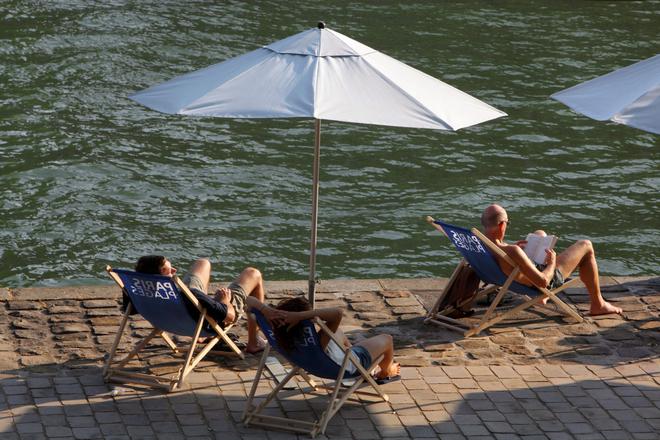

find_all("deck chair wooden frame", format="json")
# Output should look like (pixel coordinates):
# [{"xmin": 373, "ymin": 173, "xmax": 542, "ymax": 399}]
[
  {"xmin": 103, "ymin": 265, "xmax": 244, "ymax": 392},
  {"xmin": 243, "ymin": 313, "xmax": 389, "ymax": 438},
  {"xmin": 425, "ymin": 217, "xmax": 583, "ymax": 337}
]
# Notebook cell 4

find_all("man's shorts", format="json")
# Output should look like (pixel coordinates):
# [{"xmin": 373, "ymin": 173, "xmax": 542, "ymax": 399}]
[
  {"xmin": 183, "ymin": 274, "xmax": 248, "ymax": 324},
  {"xmin": 183, "ymin": 273, "xmax": 228, "ymax": 324},
  {"xmin": 534, "ymin": 264, "xmax": 565, "ymax": 290},
  {"xmin": 350, "ymin": 345, "xmax": 373, "ymax": 371},
  {"xmin": 226, "ymin": 281, "xmax": 247, "ymax": 322}
]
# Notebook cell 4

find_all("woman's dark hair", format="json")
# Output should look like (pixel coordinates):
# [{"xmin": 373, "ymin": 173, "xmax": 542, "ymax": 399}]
[
  {"xmin": 273, "ymin": 296, "xmax": 312, "ymax": 352},
  {"xmin": 135, "ymin": 255, "xmax": 166, "ymax": 275}
]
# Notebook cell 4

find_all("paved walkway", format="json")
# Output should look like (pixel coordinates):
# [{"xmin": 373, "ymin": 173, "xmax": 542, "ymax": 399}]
[{"xmin": 0, "ymin": 276, "xmax": 658, "ymax": 439}]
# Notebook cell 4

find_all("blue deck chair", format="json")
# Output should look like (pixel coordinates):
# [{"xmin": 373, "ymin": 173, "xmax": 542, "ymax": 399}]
[
  {"xmin": 103, "ymin": 266, "xmax": 244, "ymax": 392},
  {"xmin": 243, "ymin": 309, "xmax": 388, "ymax": 438},
  {"xmin": 425, "ymin": 218, "xmax": 583, "ymax": 337}
]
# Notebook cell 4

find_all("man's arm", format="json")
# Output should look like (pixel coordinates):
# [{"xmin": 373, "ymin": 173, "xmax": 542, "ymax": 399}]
[
  {"xmin": 247, "ymin": 296, "xmax": 344, "ymax": 349},
  {"xmin": 246, "ymin": 296, "xmax": 285, "ymax": 326},
  {"xmin": 503, "ymin": 245, "xmax": 556, "ymax": 289}
]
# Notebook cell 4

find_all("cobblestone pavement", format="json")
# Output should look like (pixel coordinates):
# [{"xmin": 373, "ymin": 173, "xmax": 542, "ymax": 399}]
[{"xmin": 0, "ymin": 276, "xmax": 658, "ymax": 439}]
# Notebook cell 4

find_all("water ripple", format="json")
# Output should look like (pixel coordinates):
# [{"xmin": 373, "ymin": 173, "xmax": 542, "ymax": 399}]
[{"xmin": 0, "ymin": 0, "xmax": 658, "ymax": 286}]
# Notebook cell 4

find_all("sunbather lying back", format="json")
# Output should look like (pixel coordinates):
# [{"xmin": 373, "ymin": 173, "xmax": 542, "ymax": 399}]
[
  {"xmin": 480, "ymin": 204, "xmax": 622, "ymax": 316},
  {"xmin": 247, "ymin": 296, "xmax": 401, "ymax": 382}
]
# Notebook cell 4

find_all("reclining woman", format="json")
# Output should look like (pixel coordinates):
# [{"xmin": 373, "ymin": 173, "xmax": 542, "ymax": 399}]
[{"xmin": 247, "ymin": 296, "xmax": 401, "ymax": 383}]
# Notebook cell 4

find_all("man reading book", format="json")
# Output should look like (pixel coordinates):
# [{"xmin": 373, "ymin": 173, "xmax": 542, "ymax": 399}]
[{"xmin": 480, "ymin": 204, "xmax": 622, "ymax": 316}]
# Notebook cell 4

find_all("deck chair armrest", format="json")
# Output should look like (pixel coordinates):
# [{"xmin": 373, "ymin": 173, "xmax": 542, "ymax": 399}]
[
  {"xmin": 314, "ymin": 317, "xmax": 349, "ymax": 350},
  {"xmin": 426, "ymin": 216, "xmax": 448, "ymax": 237},
  {"xmin": 174, "ymin": 276, "xmax": 206, "ymax": 313},
  {"xmin": 106, "ymin": 265, "xmax": 124, "ymax": 288}
]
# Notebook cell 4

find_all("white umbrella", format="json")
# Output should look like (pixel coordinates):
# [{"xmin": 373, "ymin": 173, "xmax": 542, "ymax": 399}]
[
  {"xmin": 551, "ymin": 54, "xmax": 660, "ymax": 135},
  {"xmin": 130, "ymin": 22, "xmax": 506, "ymax": 305}
]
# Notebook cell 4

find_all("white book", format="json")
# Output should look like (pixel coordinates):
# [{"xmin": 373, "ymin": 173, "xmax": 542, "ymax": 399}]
[{"xmin": 523, "ymin": 233, "xmax": 558, "ymax": 265}]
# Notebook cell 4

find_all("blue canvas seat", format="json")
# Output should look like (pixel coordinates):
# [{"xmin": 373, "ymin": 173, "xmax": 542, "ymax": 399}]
[
  {"xmin": 243, "ymin": 309, "xmax": 388, "ymax": 438},
  {"xmin": 103, "ymin": 266, "xmax": 244, "ymax": 392},
  {"xmin": 425, "ymin": 218, "xmax": 583, "ymax": 337}
]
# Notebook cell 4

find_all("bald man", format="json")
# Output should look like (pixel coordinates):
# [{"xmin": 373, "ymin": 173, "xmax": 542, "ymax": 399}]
[{"xmin": 481, "ymin": 204, "xmax": 622, "ymax": 316}]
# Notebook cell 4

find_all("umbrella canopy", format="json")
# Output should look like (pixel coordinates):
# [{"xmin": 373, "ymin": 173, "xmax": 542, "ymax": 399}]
[
  {"xmin": 130, "ymin": 23, "xmax": 507, "ymax": 304},
  {"xmin": 551, "ymin": 54, "xmax": 660, "ymax": 135}
]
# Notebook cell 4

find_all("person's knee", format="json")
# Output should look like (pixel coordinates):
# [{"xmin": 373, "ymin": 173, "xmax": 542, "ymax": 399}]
[
  {"xmin": 190, "ymin": 258, "xmax": 211, "ymax": 279},
  {"xmin": 379, "ymin": 333, "xmax": 393, "ymax": 350},
  {"xmin": 241, "ymin": 267, "xmax": 263, "ymax": 294},
  {"xmin": 532, "ymin": 230, "xmax": 547, "ymax": 237},
  {"xmin": 193, "ymin": 258, "xmax": 211, "ymax": 270},
  {"xmin": 243, "ymin": 267, "xmax": 262, "ymax": 282},
  {"xmin": 578, "ymin": 239, "xmax": 594, "ymax": 253}
]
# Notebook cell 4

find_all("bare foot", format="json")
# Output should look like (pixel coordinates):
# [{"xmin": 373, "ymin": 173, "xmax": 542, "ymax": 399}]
[
  {"xmin": 245, "ymin": 336, "xmax": 267, "ymax": 354},
  {"xmin": 375, "ymin": 362, "xmax": 400, "ymax": 379},
  {"xmin": 590, "ymin": 301, "xmax": 623, "ymax": 316}
]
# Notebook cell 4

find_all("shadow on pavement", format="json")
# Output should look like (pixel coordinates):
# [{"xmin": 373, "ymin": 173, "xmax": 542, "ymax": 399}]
[{"xmin": 2, "ymin": 365, "xmax": 659, "ymax": 438}]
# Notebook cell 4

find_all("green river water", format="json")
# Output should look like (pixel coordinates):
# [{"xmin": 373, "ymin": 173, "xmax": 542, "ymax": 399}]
[{"xmin": 1, "ymin": 1, "xmax": 658, "ymax": 287}]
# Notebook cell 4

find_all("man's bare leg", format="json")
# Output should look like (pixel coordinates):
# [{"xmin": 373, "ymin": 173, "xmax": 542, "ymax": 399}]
[
  {"xmin": 355, "ymin": 334, "xmax": 400, "ymax": 379},
  {"xmin": 188, "ymin": 259, "xmax": 211, "ymax": 291},
  {"xmin": 188, "ymin": 259, "xmax": 213, "ymax": 343},
  {"xmin": 234, "ymin": 267, "xmax": 267, "ymax": 353},
  {"xmin": 556, "ymin": 240, "xmax": 622, "ymax": 315}
]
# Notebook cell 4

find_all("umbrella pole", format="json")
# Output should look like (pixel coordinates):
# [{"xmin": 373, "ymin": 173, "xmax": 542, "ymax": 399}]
[{"xmin": 308, "ymin": 118, "xmax": 321, "ymax": 306}]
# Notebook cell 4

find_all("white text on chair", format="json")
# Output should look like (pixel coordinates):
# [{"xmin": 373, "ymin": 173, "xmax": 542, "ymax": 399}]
[{"xmin": 129, "ymin": 279, "xmax": 178, "ymax": 300}]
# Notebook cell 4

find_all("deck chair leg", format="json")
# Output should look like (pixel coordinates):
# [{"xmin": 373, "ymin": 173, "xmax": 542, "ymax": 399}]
[
  {"xmin": 316, "ymin": 356, "xmax": 351, "ymax": 437},
  {"xmin": 540, "ymin": 278, "xmax": 583, "ymax": 322},
  {"xmin": 550, "ymin": 297, "xmax": 582, "ymax": 322},
  {"xmin": 315, "ymin": 319, "xmax": 389, "ymax": 402},
  {"xmin": 466, "ymin": 286, "xmax": 569, "ymax": 338},
  {"xmin": 243, "ymin": 345, "xmax": 270, "ymax": 424},
  {"xmin": 299, "ymin": 370, "xmax": 317, "ymax": 390},
  {"xmin": 458, "ymin": 284, "xmax": 497, "ymax": 311},
  {"xmin": 482, "ymin": 269, "xmax": 519, "ymax": 322},
  {"xmin": 114, "ymin": 327, "xmax": 162, "ymax": 370},
  {"xmin": 426, "ymin": 260, "xmax": 467, "ymax": 319},
  {"xmin": 172, "ymin": 309, "xmax": 207, "ymax": 391},
  {"xmin": 160, "ymin": 332, "xmax": 179, "ymax": 353},
  {"xmin": 425, "ymin": 314, "xmax": 471, "ymax": 332},
  {"xmin": 103, "ymin": 304, "xmax": 132, "ymax": 377},
  {"xmin": 248, "ymin": 364, "xmax": 301, "ymax": 426}
]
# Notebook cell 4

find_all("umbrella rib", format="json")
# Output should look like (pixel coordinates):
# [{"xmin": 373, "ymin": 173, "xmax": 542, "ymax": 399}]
[
  {"xmin": 312, "ymin": 40, "xmax": 323, "ymax": 116},
  {"xmin": 182, "ymin": 49, "xmax": 282, "ymax": 114},
  {"xmin": 360, "ymin": 54, "xmax": 503, "ymax": 130}
]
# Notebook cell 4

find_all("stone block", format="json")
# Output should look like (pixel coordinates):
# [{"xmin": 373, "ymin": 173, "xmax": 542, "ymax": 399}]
[
  {"xmin": 129, "ymin": 320, "xmax": 152, "ymax": 329},
  {"xmin": 349, "ymin": 302, "xmax": 383, "ymax": 312},
  {"xmin": 7, "ymin": 301, "xmax": 41, "ymax": 311},
  {"xmin": 53, "ymin": 332, "xmax": 90, "ymax": 341},
  {"xmin": 356, "ymin": 312, "xmax": 391, "ymax": 321},
  {"xmin": 9, "ymin": 310, "xmax": 44, "ymax": 321},
  {"xmin": 48, "ymin": 315, "xmax": 80, "ymax": 323},
  {"xmin": 47, "ymin": 305, "xmax": 80, "ymax": 314},
  {"xmin": 14, "ymin": 329, "xmax": 49, "ymax": 339},
  {"xmin": 11, "ymin": 319, "xmax": 41, "ymax": 330},
  {"xmin": 89, "ymin": 316, "xmax": 121, "ymax": 326},
  {"xmin": 637, "ymin": 321, "xmax": 660, "ymax": 330},
  {"xmin": 86, "ymin": 309, "xmax": 122, "ymax": 317},
  {"xmin": 347, "ymin": 291, "xmax": 379, "ymax": 302},
  {"xmin": 82, "ymin": 300, "xmax": 118, "ymax": 308},
  {"xmin": 385, "ymin": 297, "xmax": 421, "ymax": 307},
  {"xmin": 91, "ymin": 326, "xmax": 117, "ymax": 336},
  {"xmin": 71, "ymin": 427, "xmax": 102, "ymax": 439},
  {"xmin": 55, "ymin": 340, "xmax": 95, "ymax": 349},
  {"xmin": 51, "ymin": 323, "xmax": 89, "ymax": 334},
  {"xmin": 379, "ymin": 290, "xmax": 412, "ymax": 298}
]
